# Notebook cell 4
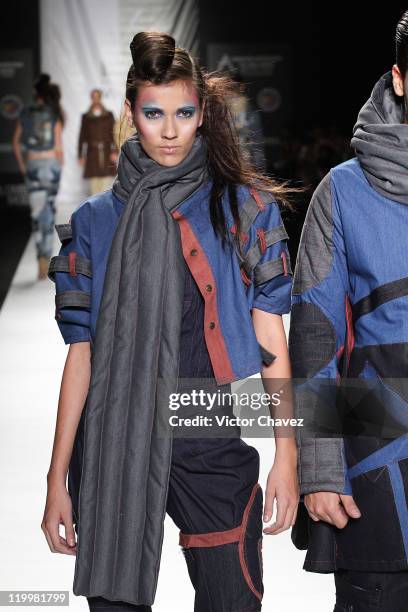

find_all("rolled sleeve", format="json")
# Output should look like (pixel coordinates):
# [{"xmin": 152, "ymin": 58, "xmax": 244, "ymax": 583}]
[
  {"xmin": 48, "ymin": 202, "xmax": 92, "ymax": 344},
  {"xmin": 245, "ymin": 196, "xmax": 293, "ymax": 315}
]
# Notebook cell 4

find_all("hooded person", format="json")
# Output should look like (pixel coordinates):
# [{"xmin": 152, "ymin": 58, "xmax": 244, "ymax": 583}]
[
  {"xmin": 289, "ymin": 10, "xmax": 408, "ymax": 612},
  {"xmin": 43, "ymin": 31, "xmax": 299, "ymax": 611}
]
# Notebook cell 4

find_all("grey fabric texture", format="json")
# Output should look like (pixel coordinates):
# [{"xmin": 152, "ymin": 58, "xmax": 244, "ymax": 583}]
[
  {"xmin": 56, "ymin": 290, "xmax": 91, "ymax": 310},
  {"xmin": 239, "ymin": 195, "xmax": 263, "ymax": 234},
  {"xmin": 253, "ymin": 256, "xmax": 289, "ymax": 285},
  {"xmin": 72, "ymin": 133, "xmax": 208, "ymax": 606},
  {"xmin": 55, "ymin": 223, "xmax": 73, "ymax": 242},
  {"xmin": 289, "ymin": 173, "xmax": 346, "ymax": 494},
  {"xmin": 292, "ymin": 172, "xmax": 333, "ymax": 296},
  {"xmin": 48, "ymin": 255, "xmax": 92, "ymax": 280},
  {"xmin": 298, "ymin": 439, "xmax": 346, "ymax": 495},
  {"xmin": 351, "ymin": 70, "xmax": 408, "ymax": 204},
  {"xmin": 243, "ymin": 225, "xmax": 289, "ymax": 275}
]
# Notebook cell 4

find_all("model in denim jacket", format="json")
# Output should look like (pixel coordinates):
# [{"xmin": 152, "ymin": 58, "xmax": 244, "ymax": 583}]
[
  {"xmin": 42, "ymin": 31, "xmax": 299, "ymax": 612},
  {"xmin": 290, "ymin": 10, "xmax": 408, "ymax": 612}
]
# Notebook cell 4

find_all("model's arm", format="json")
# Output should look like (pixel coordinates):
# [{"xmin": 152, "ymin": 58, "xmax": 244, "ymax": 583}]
[
  {"xmin": 289, "ymin": 172, "xmax": 361, "ymax": 530},
  {"xmin": 53, "ymin": 119, "xmax": 64, "ymax": 165},
  {"xmin": 252, "ymin": 309, "xmax": 299, "ymax": 536},
  {"xmin": 41, "ymin": 341, "xmax": 91, "ymax": 555},
  {"xmin": 42, "ymin": 203, "xmax": 93, "ymax": 554},
  {"xmin": 12, "ymin": 120, "xmax": 26, "ymax": 175},
  {"xmin": 240, "ymin": 190, "xmax": 298, "ymax": 535}
]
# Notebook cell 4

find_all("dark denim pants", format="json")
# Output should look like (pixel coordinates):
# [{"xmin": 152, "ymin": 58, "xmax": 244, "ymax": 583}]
[
  {"xmin": 87, "ymin": 436, "xmax": 263, "ymax": 612},
  {"xmin": 333, "ymin": 568, "xmax": 408, "ymax": 611}
]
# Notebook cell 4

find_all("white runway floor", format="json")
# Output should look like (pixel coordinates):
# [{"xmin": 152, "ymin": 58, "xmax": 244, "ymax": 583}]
[{"xmin": 0, "ymin": 220, "xmax": 334, "ymax": 611}]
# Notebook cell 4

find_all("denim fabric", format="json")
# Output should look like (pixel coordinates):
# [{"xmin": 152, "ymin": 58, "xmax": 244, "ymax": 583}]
[
  {"xmin": 25, "ymin": 157, "xmax": 61, "ymax": 259},
  {"xmin": 334, "ymin": 569, "xmax": 408, "ymax": 611},
  {"xmin": 52, "ymin": 183, "xmax": 292, "ymax": 384},
  {"xmin": 85, "ymin": 437, "xmax": 262, "ymax": 612},
  {"xmin": 169, "ymin": 437, "xmax": 263, "ymax": 612},
  {"xmin": 290, "ymin": 156, "xmax": 408, "ymax": 572}
]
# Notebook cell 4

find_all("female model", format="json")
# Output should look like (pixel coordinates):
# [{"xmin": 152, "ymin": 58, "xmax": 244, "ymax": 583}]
[
  {"xmin": 12, "ymin": 73, "xmax": 64, "ymax": 280},
  {"xmin": 42, "ymin": 32, "xmax": 298, "ymax": 612}
]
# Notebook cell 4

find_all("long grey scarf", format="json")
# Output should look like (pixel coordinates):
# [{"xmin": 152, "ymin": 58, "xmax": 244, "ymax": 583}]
[{"xmin": 72, "ymin": 133, "xmax": 208, "ymax": 605}]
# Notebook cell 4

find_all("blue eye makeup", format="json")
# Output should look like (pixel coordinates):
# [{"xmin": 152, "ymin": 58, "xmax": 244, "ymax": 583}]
[
  {"xmin": 177, "ymin": 106, "xmax": 196, "ymax": 119},
  {"xmin": 141, "ymin": 105, "xmax": 197, "ymax": 120},
  {"xmin": 141, "ymin": 107, "xmax": 163, "ymax": 120}
]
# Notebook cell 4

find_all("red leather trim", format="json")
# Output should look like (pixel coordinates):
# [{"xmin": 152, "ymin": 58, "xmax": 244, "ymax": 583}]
[
  {"xmin": 336, "ymin": 344, "xmax": 344, "ymax": 361},
  {"xmin": 345, "ymin": 294, "xmax": 355, "ymax": 370},
  {"xmin": 241, "ymin": 268, "xmax": 251, "ymax": 286},
  {"xmin": 257, "ymin": 228, "xmax": 267, "ymax": 254},
  {"xmin": 68, "ymin": 251, "xmax": 77, "ymax": 277},
  {"xmin": 179, "ymin": 483, "xmax": 264, "ymax": 601},
  {"xmin": 257, "ymin": 538, "xmax": 263, "ymax": 581},
  {"xmin": 238, "ymin": 483, "xmax": 263, "ymax": 602},
  {"xmin": 281, "ymin": 250, "xmax": 288, "ymax": 275},
  {"xmin": 179, "ymin": 525, "xmax": 242, "ymax": 548},
  {"xmin": 249, "ymin": 187, "xmax": 266, "ymax": 211},
  {"xmin": 172, "ymin": 210, "xmax": 235, "ymax": 385}
]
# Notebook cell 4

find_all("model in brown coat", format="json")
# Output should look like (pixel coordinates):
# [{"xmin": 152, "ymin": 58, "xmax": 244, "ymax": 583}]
[{"xmin": 78, "ymin": 89, "xmax": 117, "ymax": 194}]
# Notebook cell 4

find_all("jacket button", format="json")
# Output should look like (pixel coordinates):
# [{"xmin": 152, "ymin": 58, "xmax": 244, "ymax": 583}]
[
  {"xmin": 205, "ymin": 284, "xmax": 212, "ymax": 292},
  {"xmin": 190, "ymin": 248, "xmax": 198, "ymax": 256},
  {"xmin": 209, "ymin": 321, "xmax": 215, "ymax": 329}
]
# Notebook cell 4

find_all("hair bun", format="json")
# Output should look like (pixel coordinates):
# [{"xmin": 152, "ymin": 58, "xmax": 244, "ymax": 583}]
[
  {"xmin": 38, "ymin": 73, "xmax": 51, "ymax": 85},
  {"xmin": 130, "ymin": 31, "xmax": 175, "ymax": 81}
]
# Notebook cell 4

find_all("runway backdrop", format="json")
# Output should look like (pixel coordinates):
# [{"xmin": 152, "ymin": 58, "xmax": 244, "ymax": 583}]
[{"xmin": 40, "ymin": 0, "xmax": 199, "ymax": 210}]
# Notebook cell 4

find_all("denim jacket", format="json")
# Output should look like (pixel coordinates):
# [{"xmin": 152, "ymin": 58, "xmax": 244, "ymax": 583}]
[
  {"xmin": 48, "ymin": 180, "xmax": 292, "ymax": 384},
  {"xmin": 290, "ymin": 157, "xmax": 408, "ymax": 572}
]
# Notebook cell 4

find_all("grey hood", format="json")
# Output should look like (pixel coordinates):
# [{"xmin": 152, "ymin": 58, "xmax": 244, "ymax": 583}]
[{"xmin": 351, "ymin": 70, "xmax": 408, "ymax": 204}]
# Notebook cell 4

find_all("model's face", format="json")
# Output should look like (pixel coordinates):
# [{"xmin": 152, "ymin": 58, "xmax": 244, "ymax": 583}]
[
  {"xmin": 91, "ymin": 90, "xmax": 102, "ymax": 105},
  {"xmin": 392, "ymin": 64, "xmax": 408, "ymax": 123},
  {"xmin": 125, "ymin": 79, "xmax": 204, "ymax": 167}
]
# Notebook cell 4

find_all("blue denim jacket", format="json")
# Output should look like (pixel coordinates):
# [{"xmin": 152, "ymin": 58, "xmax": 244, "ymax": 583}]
[
  {"xmin": 290, "ymin": 156, "xmax": 408, "ymax": 572},
  {"xmin": 48, "ymin": 180, "xmax": 292, "ymax": 384}
]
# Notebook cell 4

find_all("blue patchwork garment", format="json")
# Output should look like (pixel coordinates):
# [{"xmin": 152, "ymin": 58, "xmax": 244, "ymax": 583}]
[{"xmin": 290, "ymin": 71, "xmax": 408, "ymax": 571}]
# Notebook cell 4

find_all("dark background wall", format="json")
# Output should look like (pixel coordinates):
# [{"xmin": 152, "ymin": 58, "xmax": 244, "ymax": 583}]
[
  {"xmin": 2, "ymin": 1, "xmax": 39, "ymax": 70},
  {"xmin": 198, "ymin": 3, "xmax": 408, "ymax": 261},
  {"xmin": 0, "ymin": 1, "xmax": 39, "ymax": 307},
  {"xmin": 198, "ymin": 3, "xmax": 407, "ymax": 134}
]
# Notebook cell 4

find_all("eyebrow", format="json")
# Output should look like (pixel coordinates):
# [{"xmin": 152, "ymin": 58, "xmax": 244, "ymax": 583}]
[{"xmin": 140, "ymin": 104, "xmax": 197, "ymax": 112}]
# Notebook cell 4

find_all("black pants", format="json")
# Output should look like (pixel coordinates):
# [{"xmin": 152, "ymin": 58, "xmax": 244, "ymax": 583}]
[
  {"xmin": 334, "ymin": 568, "xmax": 408, "ymax": 611},
  {"xmin": 87, "ymin": 437, "xmax": 264, "ymax": 612}
]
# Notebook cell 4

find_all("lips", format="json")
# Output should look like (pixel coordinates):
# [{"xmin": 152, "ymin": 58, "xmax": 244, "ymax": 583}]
[{"xmin": 160, "ymin": 146, "xmax": 180, "ymax": 154}]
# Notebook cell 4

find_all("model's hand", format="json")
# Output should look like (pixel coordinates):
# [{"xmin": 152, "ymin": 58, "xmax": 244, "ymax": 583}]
[
  {"xmin": 78, "ymin": 156, "xmax": 86, "ymax": 166},
  {"xmin": 263, "ymin": 451, "xmax": 299, "ymax": 535},
  {"xmin": 304, "ymin": 492, "xmax": 361, "ymax": 529},
  {"xmin": 41, "ymin": 477, "xmax": 77, "ymax": 555}
]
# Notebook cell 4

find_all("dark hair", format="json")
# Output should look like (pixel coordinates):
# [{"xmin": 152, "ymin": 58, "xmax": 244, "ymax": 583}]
[
  {"xmin": 396, "ymin": 10, "xmax": 408, "ymax": 76},
  {"xmin": 34, "ymin": 73, "xmax": 65, "ymax": 126},
  {"xmin": 124, "ymin": 31, "xmax": 300, "ymax": 252}
]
